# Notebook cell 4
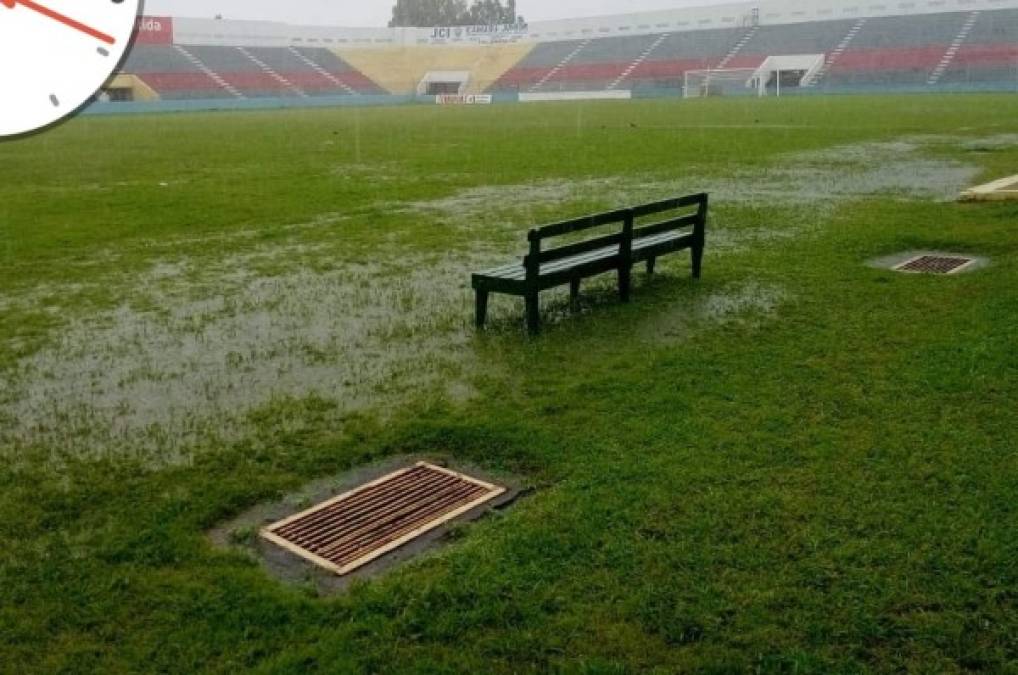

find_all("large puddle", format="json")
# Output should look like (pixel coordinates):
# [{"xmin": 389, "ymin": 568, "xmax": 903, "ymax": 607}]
[
  {"xmin": 402, "ymin": 138, "xmax": 980, "ymax": 222},
  {"xmin": 398, "ymin": 137, "xmax": 980, "ymax": 251},
  {"xmin": 0, "ymin": 135, "xmax": 984, "ymax": 463},
  {"xmin": 1, "ymin": 244, "xmax": 497, "ymax": 463}
]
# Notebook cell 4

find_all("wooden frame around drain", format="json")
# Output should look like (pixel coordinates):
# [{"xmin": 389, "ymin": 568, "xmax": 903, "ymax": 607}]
[{"xmin": 260, "ymin": 462, "xmax": 506, "ymax": 576}]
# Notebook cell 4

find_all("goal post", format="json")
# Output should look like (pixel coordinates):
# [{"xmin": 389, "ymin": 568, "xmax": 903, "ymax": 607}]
[{"xmin": 683, "ymin": 68, "xmax": 762, "ymax": 99}]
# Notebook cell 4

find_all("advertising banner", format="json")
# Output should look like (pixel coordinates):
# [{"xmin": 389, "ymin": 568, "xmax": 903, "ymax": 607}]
[
  {"xmin": 436, "ymin": 94, "xmax": 494, "ymax": 105},
  {"xmin": 134, "ymin": 16, "xmax": 174, "ymax": 45}
]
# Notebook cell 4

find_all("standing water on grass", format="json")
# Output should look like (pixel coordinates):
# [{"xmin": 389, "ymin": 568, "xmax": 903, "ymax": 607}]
[{"xmin": 2, "ymin": 3, "xmax": 1018, "ymax": 672}]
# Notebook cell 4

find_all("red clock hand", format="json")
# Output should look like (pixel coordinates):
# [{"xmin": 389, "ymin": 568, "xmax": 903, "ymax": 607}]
[{"xmin": 1, "ymin": 0, "xmax": 116, "ymax": 45}]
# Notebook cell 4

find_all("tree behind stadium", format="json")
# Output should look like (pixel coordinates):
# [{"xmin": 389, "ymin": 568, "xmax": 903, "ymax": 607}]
[{"xmin": 389, "ymin": 0, "xmax": 522, "ymax": 27}]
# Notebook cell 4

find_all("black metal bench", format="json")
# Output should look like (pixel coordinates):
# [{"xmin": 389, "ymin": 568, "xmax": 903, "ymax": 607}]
[{"xmin": 472, "ymin": 193, "xmax": 708, "ymax": 333}]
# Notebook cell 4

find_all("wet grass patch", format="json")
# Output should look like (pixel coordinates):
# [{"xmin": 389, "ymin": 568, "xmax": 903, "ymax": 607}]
[{"xmin": 2, "ymin": 94, "xmax": 1018, "ymax": 673}]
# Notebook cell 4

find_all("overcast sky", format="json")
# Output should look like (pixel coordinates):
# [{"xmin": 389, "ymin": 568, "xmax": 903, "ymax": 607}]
[{"xmin": 146, "ymin": 0, "xmax": 732, "ymax": 27}]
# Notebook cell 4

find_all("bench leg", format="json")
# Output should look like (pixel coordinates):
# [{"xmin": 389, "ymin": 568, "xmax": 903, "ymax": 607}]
[
  {"xmin": 646, "ymin": 257, "xmax": 657, "ymax": 275},
  {"xmin": 525, "ymin": 293, "xmax": 540, "ymax": 335},
  {"xmin": 569, "ymin": 278, "xmax": 581, "ymax": 308},
  {"xmin": 692, "ymin": 245, "xmax": 704, "ymax": 280},
  {"xmin": 475, "ymin": 290, "xmax": 490, "ymax": 328},
  {"xmin": 618, "ymin": 266, "xmax": 632, "ymax": 303}
]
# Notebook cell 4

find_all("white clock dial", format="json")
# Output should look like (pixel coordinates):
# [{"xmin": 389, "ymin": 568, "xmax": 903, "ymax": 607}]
[{"xmin": 0, "ymin": 0, "xmax": 141, "ymax": 137}]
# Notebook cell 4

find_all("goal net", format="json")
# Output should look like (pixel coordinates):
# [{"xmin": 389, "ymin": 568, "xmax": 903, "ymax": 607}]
[{"xmin": 684, "ymin": 68, "xmax": 761, "ymax": 98}]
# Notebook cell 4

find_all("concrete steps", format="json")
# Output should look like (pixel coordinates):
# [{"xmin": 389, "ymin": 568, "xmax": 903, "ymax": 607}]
[
  {"xmin": 237, "ymin": 47, "xmax": 308, "ymax": 98},
  {"xmin": 608, "ymin": 33, "xmax": 671, "ymax": 90},
  {"xmin": 803, "ymin": 18, "xmax": 867, "ymax": 86},
  {"xmin": 173, "ymin": 45, "xmax": 245, "ymax": 98},
  {"xmin": 928, "ymin": 11, "xmax": 980, "ymax": 85},
  {"xmin": 530, "ymin": 40, "xmax": 591, "ymax": 92},
  {"xmin": 287, "ymin": 47, "xmax": 357, "ymax": 95},
  {"xmin": 717, "ymin": 26, "xmax": 759, "ymax": 68}
]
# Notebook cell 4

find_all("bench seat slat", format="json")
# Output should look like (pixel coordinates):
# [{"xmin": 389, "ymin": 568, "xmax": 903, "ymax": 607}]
[{"xmin": 474, "ymin": 231, "xmax": 687, "ymax": 285}]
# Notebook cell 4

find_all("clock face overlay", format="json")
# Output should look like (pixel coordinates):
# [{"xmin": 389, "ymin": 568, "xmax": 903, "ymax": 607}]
[{"xmin": 0, "ymin": 0, "xmax": 141, "ymax": 137}]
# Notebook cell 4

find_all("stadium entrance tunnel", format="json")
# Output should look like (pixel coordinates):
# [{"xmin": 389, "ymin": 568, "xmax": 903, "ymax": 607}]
[{"xmin": 418, "ymin": 70, "xmax": 472, "ymax": 96}]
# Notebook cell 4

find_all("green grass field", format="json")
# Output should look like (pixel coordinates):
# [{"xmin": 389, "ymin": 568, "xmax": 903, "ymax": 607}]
[{"xmin": 2, "ymin": 95, "xmax": 1017, "ymax": 673}]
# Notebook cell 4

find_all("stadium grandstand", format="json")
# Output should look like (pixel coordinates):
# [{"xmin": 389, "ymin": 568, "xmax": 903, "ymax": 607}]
[{"xmin": 102, "ymin": 0, "xmax": 1018, "ymax": 109}]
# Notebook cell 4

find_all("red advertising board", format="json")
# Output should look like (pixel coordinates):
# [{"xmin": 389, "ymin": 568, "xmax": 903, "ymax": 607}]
[{"xmin": 134, "ymin": 16, "xmax": 174, "ymax": 45}]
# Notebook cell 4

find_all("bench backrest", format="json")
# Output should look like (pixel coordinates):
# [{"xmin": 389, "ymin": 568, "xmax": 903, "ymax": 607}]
[{"xmin": 523, "ymin": 193, "xmax": 708, "ymax": 282}]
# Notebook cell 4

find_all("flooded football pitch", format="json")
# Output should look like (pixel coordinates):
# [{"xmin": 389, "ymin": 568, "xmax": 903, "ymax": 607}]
[{"xmin": 0, "ymin": 131, "xmax": 995, "ymax": 463}]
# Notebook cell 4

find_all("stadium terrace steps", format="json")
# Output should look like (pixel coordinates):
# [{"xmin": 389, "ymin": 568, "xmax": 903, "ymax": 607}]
[
  {"xmin": 938, "ymin": 46, "xmax": 1018, "ymax": 85},
  {"xmin": 729, "ymin": 19, "xmax": 860, "ymax": 88},
  {"xmin": 490, "ymin": 40, "xmax": 592, "ymax": 92},
  {"xmin": 845, "ymin": 12, "xmax": 970, "ymax": 49},
  {"xmin": 928, "ymin": 12, "xmax": 982, "ymax": 85},
  {"xmin": 609, "ymin": 33, "xmax": 671, "ymax": 90},
  {"xmin": 964, "ymin": 6, "xmax": 1018, "ymax": 44},
  {"xmin": 571, "ymin": 33, "xmax": 660, "ymax": 65},
  {"xmin": 803, "ymin": 18, "xmax": 867, "ymax": 86},
  {"xmin": 716, "ymin": 26, "xmax": 759, "ymax": 69},
  {"xmin": 119, "ymin": 46, "xmax": 384, "ymax": 99},
  {"xmin": 531, "ymin": 40, "xmax": 593, "ymax": 91},
  {"xmin": 336, "ymin": 44, "xmax": 533, "ymax": 95},
  {"xmin": 119, "ymin": 47, "xmax": 237, "ymax": 100},
  {"xmin": 173, "ymin": 45, "xmax": 245, "ymax": 98},
  {"xmin": 739, "ymin": 19, "xmax": 857, "ymax": 57},
  {"xmin": 299, "ymin": 50, "xmax": 386, "ymax": 95},
  {"xmin": 236, "ymin": 47, "xmax": 309, "ymax": 98},
  {"xmin": 118, "ymin": 7, "xmax": 1018, "ymax": 101},
  {"xmin": 182, "ymin": 45, "xmax": 294, "ymax": 98},
  {"xmin": 131, "ymin": 74, "xmax": 238, "ymax": 100},
  {"xmin": 121, "ymin": 45, "xmax": 201, "ymax": 74},
  {"xmin": 823, "ymin": 10, "xmax": 1000, "ymax": 87},
  {"xmin": 652, "ymin": 28, "xmax": 746, "ymax": 62},
  {"xmin": 490, "ymin": 28, "xmax": 748, "ymax": 93},
  {"xmin": 827, "ymin": 47, "xmax": 947, "ymax": 85},
  {"xmin": 938, "ymin": 9, "xmax": 1018, "ymax": 85},
  {"xmin": 286, "ymin": 47, "xmax": 358, "ymax": 95},
  {"xmin": 624, "ymin": 58, "xmax": 724, "ymax": 89}
]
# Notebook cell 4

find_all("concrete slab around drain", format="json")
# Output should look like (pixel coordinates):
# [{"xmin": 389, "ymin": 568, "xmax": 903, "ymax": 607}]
[
  {"xmin": 960, "ymin": 175, "xmax": 1018, "ymax": 202},
  {"xmin": 208, "ymin": 455, "xmax": 525, "ymax": 595},
  {"xmin": 867, "ymin": 251, "xmax": 989, "ymax": 274}
]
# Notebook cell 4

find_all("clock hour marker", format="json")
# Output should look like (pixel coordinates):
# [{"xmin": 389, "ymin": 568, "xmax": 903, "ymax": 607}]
[
  {"xmin": 98, "ymin": 47, "xmax": 110, "ymax": 57},
  {"xmin": 49, "ymin": 94, "xmax": 60, "ymax": 107}
]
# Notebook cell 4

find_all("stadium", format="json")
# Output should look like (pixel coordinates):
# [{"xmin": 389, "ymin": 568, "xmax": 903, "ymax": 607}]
[
  {"xmin": 101, "ymin": 0, "xmax": 1018, "ymax": 109},
  {"xmin": 3, "ymin": 0, "xmax": 1018, "ymax": 672}
]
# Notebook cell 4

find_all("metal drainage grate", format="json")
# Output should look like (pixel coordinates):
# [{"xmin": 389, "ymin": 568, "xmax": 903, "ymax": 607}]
[
  {"xmin": 261, "ymin": 463, "xmax": 505, "ymax": 575},
  {"xmin": 894, "ymin": 255, "xmax": 976, "ymax": 275}
]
